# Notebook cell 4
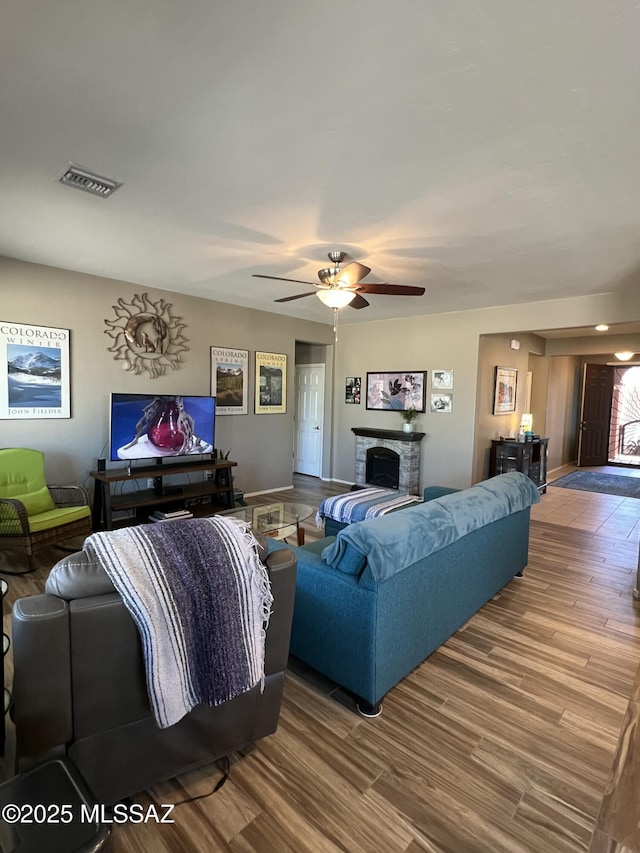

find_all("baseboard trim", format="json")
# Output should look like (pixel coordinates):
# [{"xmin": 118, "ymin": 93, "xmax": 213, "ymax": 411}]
[
  {"xmin": 548, "ymin": 462, "xmax": 578, "ymax": 477},
  {"xmin": 243, "ymin": 485, "xmax": 294, "ymax": 498}
]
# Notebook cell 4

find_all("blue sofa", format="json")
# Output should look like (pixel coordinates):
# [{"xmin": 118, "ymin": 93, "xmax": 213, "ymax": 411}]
[{"xmin": 269, "ymin": 472, "xmax": 540, "ymax": 714}]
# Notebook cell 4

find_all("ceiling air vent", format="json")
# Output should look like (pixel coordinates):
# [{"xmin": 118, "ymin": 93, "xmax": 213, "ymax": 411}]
[{"xmin": 58, "ymin": 163, "xmax": 122, "ymax": 198}]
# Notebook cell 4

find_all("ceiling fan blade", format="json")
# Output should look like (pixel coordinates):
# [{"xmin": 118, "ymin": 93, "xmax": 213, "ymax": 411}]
[
  {"xmin": 274, "ymin": 291, "xmax": 317, "ymax": 303},
  {"xmin": 356, "ymin": 283, "xmax": 426, "ymax": 296},
  {"xmin": 349, "ymin": 294, "xmax": 370, "ymax": 309},
  {"xmin": 335, "ymin": 262, "xmax": 371, "ymax": 288},
  {"xmin": 253, "ymin": 274, "xmax": 318, "ymax": 287}
]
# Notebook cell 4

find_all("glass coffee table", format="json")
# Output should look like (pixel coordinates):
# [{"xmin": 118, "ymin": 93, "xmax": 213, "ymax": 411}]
[{"xmin": 218, "ymin": 501, "xmax": 314, "ymax": 545}]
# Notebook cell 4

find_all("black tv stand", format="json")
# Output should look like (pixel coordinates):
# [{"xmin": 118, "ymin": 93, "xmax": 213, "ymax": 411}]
[
  {"xmin": 90, "ymin": 459, "xmax": 237, "ymax": 530},
  {"xmin": 159, "ymin": 484, "xmax": 183, "ymax": 497}
]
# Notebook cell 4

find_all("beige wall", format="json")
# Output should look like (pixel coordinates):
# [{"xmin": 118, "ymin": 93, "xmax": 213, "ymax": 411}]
[
  {"xmin": 332, "ymin": 291, "xmax": 640, "ymax": 490},
  {"xmin": 528, "ymin": 354, "xmax": 549, "ymax": 439},
  {"xmin": 472, "ymin": 333, "xmax": 545, "ymax": 483},
  {"xmin": 473, "ymin": 342, "xmax": 580, "ymax": 482},
  {"xmin": 330, "ymin": 312, "xmax": 483, "ymax": 489},
  {"xmin": 547, "ymin": 335, "xmax": 640, "ymax": 358},
  {"xmin": 0, "ymin": 256, "xmax": 334, "ymax": 496},
  {"xmin": 544, "ymin": 356, "xmax": 582, "ymax": 470},
  {"xmin": 4, "ymin": 254, "xmax": 640, "ymax": 496},
  {"xmin": 295, "ymin": 342, "xmax": 328, "ymax": 365}
]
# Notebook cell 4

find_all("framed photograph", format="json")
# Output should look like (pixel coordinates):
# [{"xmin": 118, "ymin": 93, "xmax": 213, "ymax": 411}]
[
  {"xmin": 366, "ymin": 371, "xmax": 427, "ymax": 412},
  {"xmin": 210, "ymin": 346, "xmax": 249, "ymax": 415},
  {"xmin": 345, "ymin": 376, "xmax": 361, "ymax": 404},
  {"xmin": 432, "ymin": 369, "xmax": 453, "ymax": 391},
  {"xmin": 493, "ymin": 366, "xmax": 518, "ymax": 414},
  {"xmin": 431, "ymin": 393, "xmax": 453, "ymax": 413},
  {"xmin": 255, "ymin": 351, "xmax": 287, "ymax": 414},
  {"xmin": 0, "ymin": 321, "xmax": 70, "ymax": 419}
]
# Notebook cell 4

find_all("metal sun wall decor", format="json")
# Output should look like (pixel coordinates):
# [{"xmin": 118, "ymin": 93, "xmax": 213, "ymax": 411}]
[{"xmin": 104, "ymin": 293, "xmax": 188, "ymax": 378}]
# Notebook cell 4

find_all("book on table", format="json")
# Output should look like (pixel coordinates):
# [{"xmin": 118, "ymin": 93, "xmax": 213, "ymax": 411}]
[{"xmin": 150, "ymin": 509, "xmax": 193, "ymax": 521}]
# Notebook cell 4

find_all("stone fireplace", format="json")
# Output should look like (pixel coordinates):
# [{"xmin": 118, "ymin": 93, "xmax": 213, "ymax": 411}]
[{"xmin": 352, "ymin": 427, "xmax": 425, "ymax": 494}]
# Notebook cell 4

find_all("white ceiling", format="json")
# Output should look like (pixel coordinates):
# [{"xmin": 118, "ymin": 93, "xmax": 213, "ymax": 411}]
[{"xmin": 1, "ymin": 1, "xmax": 640, "ymax": 327}]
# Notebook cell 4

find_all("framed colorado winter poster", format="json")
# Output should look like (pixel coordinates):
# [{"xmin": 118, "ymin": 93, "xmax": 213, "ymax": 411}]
[{"xmin": 0, "ymin": 321, "xmax": 70, "ymax": 419}]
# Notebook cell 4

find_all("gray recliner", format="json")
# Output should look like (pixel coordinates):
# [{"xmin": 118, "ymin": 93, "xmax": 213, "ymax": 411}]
[{"xmin": 11, "ymin": 543, "xmax": 297, "ymax": 805}]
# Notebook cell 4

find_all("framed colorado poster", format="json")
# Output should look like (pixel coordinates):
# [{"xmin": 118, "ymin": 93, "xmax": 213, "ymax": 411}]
[
  {"xmin": 210, "ymin": 346, "xmax": 249, "ymax": 415},
  {"xmin": 255, "ymin": 351, "xmax": 287, "ymax": 414},
  {"xmin": 0, "ymin": 321, "xmax": 70, "ymax": 419}
]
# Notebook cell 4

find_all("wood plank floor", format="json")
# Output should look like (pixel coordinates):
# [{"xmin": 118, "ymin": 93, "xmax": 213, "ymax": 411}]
[{"xmin": 1, "ymin": 470, "xmax": 640, "ymax": 852}]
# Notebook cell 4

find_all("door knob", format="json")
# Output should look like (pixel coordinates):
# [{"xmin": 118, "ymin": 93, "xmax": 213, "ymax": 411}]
[{"xmin": 313, "ymin": 426, "xmax": 320, "ymax": 430}]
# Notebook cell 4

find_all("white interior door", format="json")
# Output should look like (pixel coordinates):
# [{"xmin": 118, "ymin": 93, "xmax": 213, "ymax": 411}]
[{"xmin": 294, "ymin": 364, "xmax": 325, "ymax": 476}]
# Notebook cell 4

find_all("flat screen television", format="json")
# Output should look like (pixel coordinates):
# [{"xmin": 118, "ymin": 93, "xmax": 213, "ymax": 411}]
[{"xmin": 109, "ymin": 394, "xmax": 216, "ymax": 462}]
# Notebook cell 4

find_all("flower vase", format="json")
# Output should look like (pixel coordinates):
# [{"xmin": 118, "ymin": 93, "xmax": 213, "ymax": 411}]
[{"xmin": 148, "ymin": 399, "xmax": 187, "ymax": 450}]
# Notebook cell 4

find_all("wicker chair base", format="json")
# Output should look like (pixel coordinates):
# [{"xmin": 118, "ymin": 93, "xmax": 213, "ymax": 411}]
[{"xmin": 0, "ymin": 516, "xmax": 92, "ymax": 575}]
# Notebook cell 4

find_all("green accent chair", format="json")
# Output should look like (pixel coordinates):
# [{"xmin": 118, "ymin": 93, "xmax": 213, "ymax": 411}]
[{"xmin": 0, "ymin": 448, "xmax": 91, "ymax": 574}]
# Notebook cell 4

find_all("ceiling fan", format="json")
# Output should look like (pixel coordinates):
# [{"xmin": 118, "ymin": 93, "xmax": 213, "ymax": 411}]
[{"xmin": 252, "ymin": 251, "xmax": 426, "ymax": 310}]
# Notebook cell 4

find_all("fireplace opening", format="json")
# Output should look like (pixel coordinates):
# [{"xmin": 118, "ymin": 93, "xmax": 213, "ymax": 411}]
[{"xmin": 366, "ymin": 446, "xmax": 400, "ymax": 490}]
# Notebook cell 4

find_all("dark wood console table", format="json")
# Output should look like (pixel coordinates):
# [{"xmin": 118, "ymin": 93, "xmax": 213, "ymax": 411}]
[
  {"xmin": 90, "ymin": 459, "xmax": 237, "ymax": 530},
  {"xmin": 489, "ymin": 438, "xmax": 549, "ymax": 493}
]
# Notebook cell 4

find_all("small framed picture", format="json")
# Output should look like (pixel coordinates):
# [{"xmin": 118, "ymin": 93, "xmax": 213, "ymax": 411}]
[
  {"xmin": 493, "ymin": 366, "xmax": 518, "ymax": 414},
  {"xmin": 431, "ymin": 393, "xmax": 453, "ymax": 413},
  {"xmin": 432, "ymin": 369, "xmax": 453, "ymax": 391},
  {"xmin": 345, "ymin": 376, "xmax": 361, "ymax": 404}
]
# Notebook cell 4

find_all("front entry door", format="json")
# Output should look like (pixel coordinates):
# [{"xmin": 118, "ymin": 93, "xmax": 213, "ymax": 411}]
[
  {"xmin": 577, "ymin": 363, "xmax": 614, "ymax": 466},
  {"xmin": 294, "ymin": 364, "xmax": 324, "ymax": 476}
]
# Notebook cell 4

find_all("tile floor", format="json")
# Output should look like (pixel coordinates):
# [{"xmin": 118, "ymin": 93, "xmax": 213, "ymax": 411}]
[{"xmin": 537, "ymin": 464, "xmax": 640, "ymax": 544}]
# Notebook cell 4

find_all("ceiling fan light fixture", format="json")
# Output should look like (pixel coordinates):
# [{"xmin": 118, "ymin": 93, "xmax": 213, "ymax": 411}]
[
  {"xmin": 318, "ymin": 267, "xmax": 341, "ymax": 284},
  {"xmin": 614, "ymin": 351, "xmax": 635, "ymax": 361},
  {"xmin": 256, "ymin": 249, "xmax": 423, "ymax": 311},
  {"xmin": 316, "ymin": 289, "xmax": 357, "ymax": 308}
]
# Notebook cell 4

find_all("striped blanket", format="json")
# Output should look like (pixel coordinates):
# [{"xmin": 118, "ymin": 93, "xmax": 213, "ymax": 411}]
[
  {"xmin": 316, "ymin": 487, "xmax": 422, "ymax": 527},
  {"xmin": 84, "ymin": 516, "xmax": 273, "ymax": 729}
]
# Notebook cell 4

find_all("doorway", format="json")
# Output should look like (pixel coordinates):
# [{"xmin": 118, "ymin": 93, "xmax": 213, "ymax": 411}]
[
  {"xmin": 609, "ymin": 365, "xmax": 640, "ymax": 465},
  {"xmin": 577, "ymin": 364, "xmax": 614, "ymax": 467},
  {"xmin": 294, "ymin": 363, "xmax": 325, "ymax": 476},
  {"xmin": 577, "ymin": 363, "xmax": 640, "ymax": 467}
]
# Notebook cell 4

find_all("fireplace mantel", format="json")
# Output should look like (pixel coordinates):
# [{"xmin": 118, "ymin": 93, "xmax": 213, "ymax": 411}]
[{"xmin": 351, "ymin": 427, "xmax": 425, "ymax": 442}]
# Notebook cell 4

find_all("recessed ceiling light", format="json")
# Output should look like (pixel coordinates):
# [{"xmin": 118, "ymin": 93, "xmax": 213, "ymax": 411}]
[{"xmin": 595, "ymin": 324, "xmax": 609, "ymax": 331}]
